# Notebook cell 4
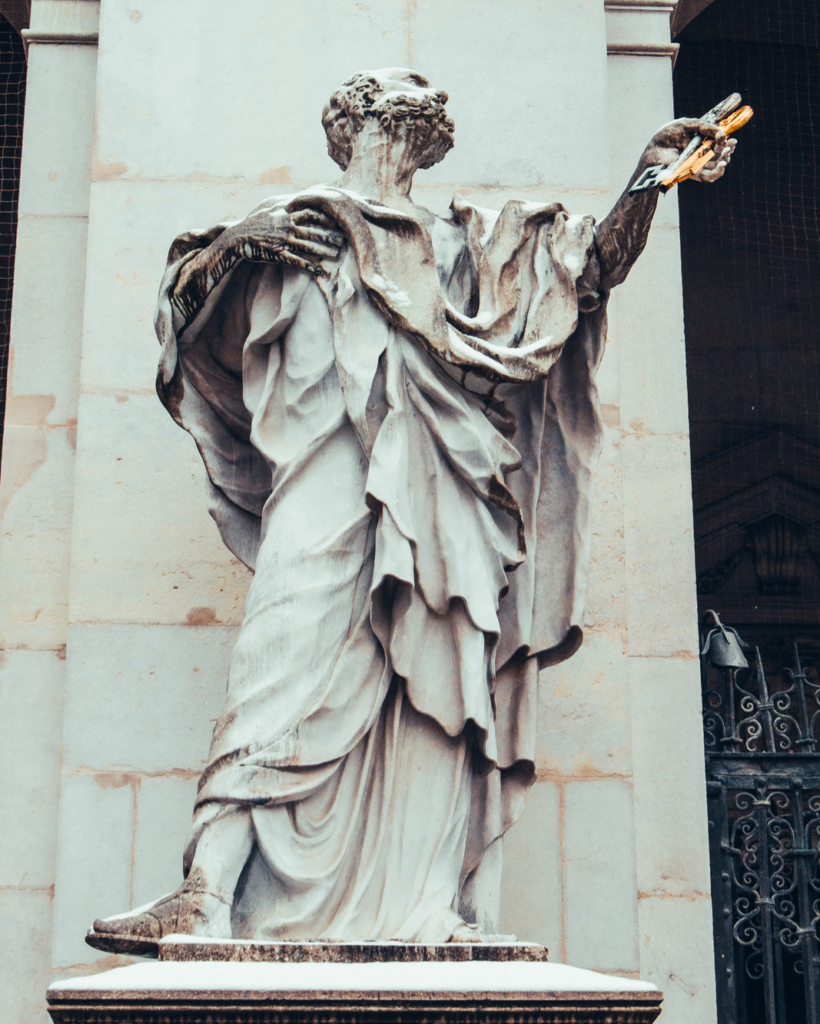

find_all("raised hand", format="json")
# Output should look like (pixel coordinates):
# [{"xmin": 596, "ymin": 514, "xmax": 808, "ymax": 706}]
[
  {"xmin": 228, "ymin": 207, "xmax": 345, "ymax": 276},
  {"xmin": 172, "ymin": 207, "xmax": 345, "ymax": 325},
  {"xmin": 691, "ymin": 137, "xmax": 737, "ymax": 183},
  {"xmin": 640, "ymin": 118, "xmax": 737, "ymax": 184}
]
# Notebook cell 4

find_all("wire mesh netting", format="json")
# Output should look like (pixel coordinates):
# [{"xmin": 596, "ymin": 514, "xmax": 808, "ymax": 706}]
[
  {"xmin": 675, "ymin": 0, "xmax": 820, "ymax": 654},
  {"xmin": 0, "ymin": 14, "xmax": 26, "ymax": 467}
]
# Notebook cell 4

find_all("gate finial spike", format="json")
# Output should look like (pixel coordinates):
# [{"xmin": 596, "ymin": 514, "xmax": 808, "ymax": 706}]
[{"xmin": 792, "ymin": 641, "xmax": 803, "ymax": 677}]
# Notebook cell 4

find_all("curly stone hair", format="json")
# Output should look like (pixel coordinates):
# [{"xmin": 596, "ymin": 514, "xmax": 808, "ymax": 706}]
[{"xmin": 322, "ymin": 71, "xmax": 455, "ymax": 171}]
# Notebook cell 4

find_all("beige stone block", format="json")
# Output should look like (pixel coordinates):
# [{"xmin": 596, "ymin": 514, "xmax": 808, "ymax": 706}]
[
  {"xmin": 499, "ymin": 781, "xmax": 562, "ymax": 954},
  {"xmin": 412, "ymin": 0, "xmax": 609, "ymax": 191},
  {"xmin": 29, "ymin": 0, "xmax": 100, "ymax": 34},
  {"xmin": 79, "ymin": 178, "xmax": 281, "ymax": 398},
  {"xmin": 17, "ymin": 43, "xmax": 96, "ymax": 218},
  {"xmin": 584, "ymin": 428, "xmax": 627, "ymax": 635},
  {"xmin": 68, "ymin": 393, "xmax": 251, "ymax": 626},
  {"xmin": 537, "ymin": 631, "xmax": 631, "ymax": 778},
  {"xmin": 563, "ymin": 779, "xmax": 639, "ymax": 973},
  {"xmin": 94, "ymin": 0, "xmax": 406, "ymax": 184},
  {"xmin": 0, "ymin": 888, "xmax": 54, "ymax": 1024},
  {"xmin": 615, "ymin": 227, "xmax": 689, "ymax": 438},
  {"xmin": 0, "ymin": 425, "xmax": 75, "ymax": 650},
  {"xmin": 132, "ymin": 776, "xmax": 199, "ymax": 909},
  {"xmin": 63, "ymin": 624, "xmax": 235, "ymax": 773},
  {"xmin": 629, "ymin": 657, "xmax": 711, "ymax": 897},
  {"xmin": 595, "ymin": 300, "xmax": 621, "ymax": 409},
  {"xmin": 90, "ymin": 0, "xmax": 613, "ymax": 191},
  {"xmin": 621, "ymin": 433, "xmax": 699, "ymax": 658},
  {"xmin": 8, "ymin": 215, "xmax": 88, "ymax": 424},
  {"xmin": 606, "ymin": 52, "xmax": 678, "ymax": 230},
  {"xmin": 637, "ymin": 894, "xmax": 717, "ymax": 1024},
  {"xmin": 52, "ymin": 775, "xmax": 133, "ymax": 967},
  {"xmin": 0, "ymin": 650, "xmax": 64, "ymax": 889},
  {"xmin": 605, "ymin": 6, "xmax": 676, "ymax": 50}
]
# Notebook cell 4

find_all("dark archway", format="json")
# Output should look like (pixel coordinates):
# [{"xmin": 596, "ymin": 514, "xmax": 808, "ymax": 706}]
[
  {"xmin": 676, "ymin": 0, "xmax": 820, "ymax": 655},
  {"xmin": 676, "ymin": 5, "xmax": 820, "ymax": 1021}
]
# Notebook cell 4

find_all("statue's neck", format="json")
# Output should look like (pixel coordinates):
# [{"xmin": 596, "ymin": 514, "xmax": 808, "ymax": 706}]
[{"xmin": 337, "ymin": 126, "xmax": 420, "ymax": 210}]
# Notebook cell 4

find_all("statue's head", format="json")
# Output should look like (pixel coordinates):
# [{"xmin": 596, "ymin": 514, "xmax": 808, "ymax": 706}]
[{"xmin": 322, "ymin": 68, "xmax": 454, "ymax": 171}]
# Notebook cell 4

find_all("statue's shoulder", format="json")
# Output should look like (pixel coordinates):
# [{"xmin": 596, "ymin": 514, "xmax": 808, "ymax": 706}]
[{"xmin": 246, "ymin": 192, "xmax": 299, "ymax": 216}]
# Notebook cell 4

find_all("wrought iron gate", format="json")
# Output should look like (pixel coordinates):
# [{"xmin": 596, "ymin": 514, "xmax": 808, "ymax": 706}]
[{"xmin": 702, "ymin": 613, "xmax": 820, "ymax": 1024}]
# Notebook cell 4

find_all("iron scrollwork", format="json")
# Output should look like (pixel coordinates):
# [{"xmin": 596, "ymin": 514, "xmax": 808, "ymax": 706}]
[{"xmin": 702, "ymin": 613, "xmax": 820, "ymax": 1024}]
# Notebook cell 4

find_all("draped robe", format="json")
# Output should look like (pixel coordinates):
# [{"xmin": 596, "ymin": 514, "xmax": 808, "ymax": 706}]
[{"xmin": 154, "ymin": 187, "xmax": 608, "ymax": 942}]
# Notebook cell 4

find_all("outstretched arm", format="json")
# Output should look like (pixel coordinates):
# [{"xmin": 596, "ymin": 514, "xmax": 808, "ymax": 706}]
[
  {"xmin": 171, "ymin": 208, "xmax": 344, "ymax": 328},
  {"xmin": 595, "ymin": 119, "xmax": 736, "ymax": 291}
]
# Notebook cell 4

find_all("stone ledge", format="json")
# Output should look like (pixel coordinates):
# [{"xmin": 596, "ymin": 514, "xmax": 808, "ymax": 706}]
[
  {"xmin": 48, "ymin": 961, "xmax": 663, "ymax": 1024},
  {"xmin": 157, "ymin": 938, "xmax": 550, "ymax": 964}
]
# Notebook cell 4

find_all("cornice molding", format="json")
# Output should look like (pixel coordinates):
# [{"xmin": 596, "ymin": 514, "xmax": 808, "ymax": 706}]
[
  {"xmin": 606, "ymin": 42, "xmax": 679, "ymax": 60},
  {"xmin": 21, "ymin": 28, "xmax": 98, "ymax": 44},
  {"xmin": 605, "ymin": 1, "xmax": 675, "ymax": 10}
]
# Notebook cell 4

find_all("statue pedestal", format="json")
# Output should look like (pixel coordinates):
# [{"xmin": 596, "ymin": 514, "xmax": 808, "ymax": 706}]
[{"xmin": 47, "ymin": 941, "xmax": 662, "ymax": 1024}]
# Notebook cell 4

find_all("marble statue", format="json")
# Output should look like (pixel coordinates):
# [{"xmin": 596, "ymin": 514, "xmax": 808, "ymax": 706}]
[{"xmin": 88, "ymin": 69, "xmax": 734, "ymax": 951}]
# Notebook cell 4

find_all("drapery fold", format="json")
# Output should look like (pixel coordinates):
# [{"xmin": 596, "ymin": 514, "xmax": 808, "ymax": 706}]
[{"xmin": 156, "ymin": 187, "xmax": 607, "ymax": 664}]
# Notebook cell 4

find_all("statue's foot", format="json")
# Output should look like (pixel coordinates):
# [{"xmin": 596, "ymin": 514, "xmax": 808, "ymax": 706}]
[
  {"xmin": 446, "ymin": 919, "xmax": 483, "ymax": 943},
  {"xmin": 86, "ymin": 880, "xmax": 232, "ymax": 956}
]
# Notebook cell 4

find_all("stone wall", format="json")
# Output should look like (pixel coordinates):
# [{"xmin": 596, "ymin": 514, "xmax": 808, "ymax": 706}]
[{"xmin": 0, "ymin": 2, "xmax": 715, "ymax": 1021}]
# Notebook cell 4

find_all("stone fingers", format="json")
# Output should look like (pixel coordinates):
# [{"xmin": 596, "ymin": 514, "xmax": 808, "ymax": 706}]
[
  {"xmin": 653, "ymin": 118, "xmax": 726, "ymax": 151},
  {"xmin": 239, "ymin": 230, "xmax": 337, "ymax": 273},
  {"xmin": 289, "ymin": 223, "xmax": 346, "ymax": 248},
  {"xmin": 693, "ymin": 140, "xmax": 737, "ymax": 182},
  {"xmin": 290, "ymin": 208, "xmax": 339, "ymax": 231},
  {"xmin": 276, "ymin": 250, "xmax": 328, "ymax": 276},
  {"xmin": 241, "ymin": 240, "xmax": 284, "ymax": 261},
  {"xmin": 697, "ymin": 164, "xmax": 725, "ymax": 182},
  {"xmin": 285, "ymin": 230, "xmax": 342, "ymax": 258}
]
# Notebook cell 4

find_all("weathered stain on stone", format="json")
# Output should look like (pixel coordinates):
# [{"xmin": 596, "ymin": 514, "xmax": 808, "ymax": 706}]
[
  {"xmin": 186, "ymin": 607, "xmax": 217, "ymax": 626},
  {"xmin": 53, "ymin": 953, "xmax": 134, "ymax": 977},
  {"xmin": 638, "ymin": 889, "xmax": 711, "ymax": 902},
  {"xmin": 535, "ymin": 766, "xmax": 633, "ymax": 783},
  {"xmin": 71, "ymin": 765, "xmax": 201, "ymax": 781},
  {"xmin": 0, "ymin": 425, "xmax": 48, "ymax": 524},
  {"xmin": 259, "ymin": 165, "xmax": 292, "ymax": 185},
  {"xmin": 92, "ymin": 156, "xmax": 128, "ymax": 182},
  {"xmin": 6, "ymin": 393, "xmax": 56, "ymax": 424},
  {"xmin": 600, "ymin": 402, "xmax": 620, "ymax": 427},
  {"xmin": 93, "ymin": 772, "xmax": 132, "ymax": 790}
]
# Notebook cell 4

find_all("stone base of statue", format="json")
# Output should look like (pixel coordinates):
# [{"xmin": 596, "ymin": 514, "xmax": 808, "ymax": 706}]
[{"xmin": 47, "ymin": 941, "xmax": 662, "ymax": 1024}]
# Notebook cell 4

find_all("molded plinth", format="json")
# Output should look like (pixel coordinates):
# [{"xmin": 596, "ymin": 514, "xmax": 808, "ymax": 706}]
[{"xmin": 47, "ymin": 955, "xmax": 663, "ymax": 1024}]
